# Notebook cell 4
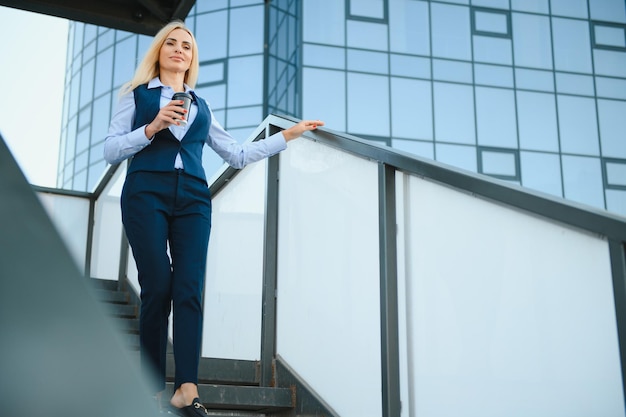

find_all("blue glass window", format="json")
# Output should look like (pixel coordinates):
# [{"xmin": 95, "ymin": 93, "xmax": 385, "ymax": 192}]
[
  {"xmin": 227, "ymin": 106, "xmax": 262, "ymax": 128},
  {"xmin": 511, "ymin": 0, "xmax": 548, "ymax": 14},
  {"xmin": 472, "ymin": 8, "xmax": 510, "ymax": 37},
  {"xmin": 433, "ymin": 82, "xmax": 475, "ymax": 144},
  {"xmin": 475, "ymin": 87, "xmax": 517, "ymax": 148},
  {"xmin": 94, "ymin": 47, "xmax": 113, "ymax": 97},
  {"xmin": 91, "ymin": 94, "xmax": 111, "ymax": 143},
  {"xmin": 552, "ymin": 18, "xmax": 592, "ymax": 73},
  {"xmin": 474, "ymin": 64, "xmax": 513, "ymax": 88},
  {"xmin": 348, "ymin": 0, "xmax": 387, "ymax": 22},
  {"xmin": 472, "ymin": 0, "xmax": 509, "ymax": 9},
  {"xmin": 229, "ymin": 5, "xmax": 264, "ymax": 56},
  {"xmin": 84, "ymin": 24, "xmax": 97, "ymax": 44},
  {"xmin": 195, "ymin": 85, "xmax": 226, "ymax": 111},
  {"xmin": 598, "ymin": 99, "xmax": 626, "ymax": 159},
  {"xmin": 230, "ymin": 0, "xmax": 263, "ymax": 6},
  {"xmin": 550, "ymin": 0, "xmax": 588, "ymax": 19},
  {"xmin": 73, "ymin": 23, "xmax": 84, "ymax": 59},
  {"xmin": 76, "ymin": 128, "xmax": 91, "ymax": 157},
  {"xmin": 389, "ymin": 0, "xmax": 430, "ymax": 55},
  {"xmin": 97, "ymin": 29, "xmax": 114, "ymax": 52},
  {"xmin": 79, "ymin": 59, "xmax": 95, "ymax": 107},
  {"xmin": 512, "ymin": 13, "xmax": 552, "ymax": 69},
  {"xmin": 390, "ymin": 55, "xmax": 430, "ymax": 78},
  {"xmin": 593, "ymin": 23, "xmax": 626, "ymax": 50},
  {"xmin": 520, "ymin": 151, "xmax": 563, "ymax": 197},
  {"xmin": 436, "ymin": 143, "xmax": 477, "ymax": 172},
  {"xmin": 88, "ymin": 158, "xmax": 107, "ymax": 192},
  {"xmin": 347, "ymin": 20, "xmax": 388, "ymax": 50},
  {"xmin": 590, "ymin": 0, "xmax": 626, "ymax": 24},
  {"xmin": 73, "ymin": 168, "xmax": 87, "ymax": 192},
  {"xmin": 195, "ymin": 11, "xmax": 228, "ymax": 60},
  {"xmin": 606, "ymin": 190, "xmax": 626, "ymax": 217},
  {"xmin": 194, "ymin": 0, "xmax": 227, "ymax": 12},
  {"xmin": 558, "ymin": 95, "xmax": 600, "ymax": 156},
  {"xmin": 515, "ymin": 68, "xmax": 554, "ymax": 92},
  {"xmin": 347, "ymin": 49, "xmax": 389, "ymax": 74},
  {"xmin": 431, "ymin": 3, "xmax": 472, "ymax": 60},
  {"xmin": 390, "ymin": 78, "xmax": 433, "ymax": 140},
  {"xmin": 473, "ymin": 36, "xmax": 512, "ymax": 65},
  {"xmin": 479, "ymin": 147, "xmax": 519, "ymax": 179},
  {"xmin": 347, "ymin": 73, "xmax": 389, "ymax": 136},
  {"xmin": 227, "ymin": 55, "xmax": 263, "ymax": 107},
  {"xmin": 433, "ymin": 59, "xmax": 473, "ymax": 83},
  {"xmin": 303, "ymin": 44, "xmax": 345, "ymax": 70},
  {"xmin": 555, "ymin": 73, "xmax": 595, "ymax": 96},
  {"xmin": 303, "ymin": 0, "xmax": 345, "ymax": 45},
  {"xmin": 113, "ymin": 35, "xmax": 136, "ymax": 89},
  {"xmin": 78, "ymin": 106, "xmax": 91, "ymax": 133},
  {"xmin": 303, "ymin": 68, "xmax": 346, "ymax": 131},
  {"xmin": 517, "ymin": 91, "xmax": 558, "ymax": 152},
  {"xmin": 562, "ymin": 155, "xmax": 605, "ymax": 208},
  {"xmin": 593, "ymin": 49, "xmax": 626, "ymax": 78},
  {"xmin": 596, "ymin": 76, "xmax": 626, "ymax": 100},
  {"xmin": 604, "ymin": 160, "xmax": 626, "ymax": 187},
  {"xmin": 198, "ymin": 60, "xmax": 227, "ymax": 86}
]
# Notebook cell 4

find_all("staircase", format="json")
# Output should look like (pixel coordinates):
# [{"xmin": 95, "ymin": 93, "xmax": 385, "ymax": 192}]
[{"xmin": 89, "ymin": 278, "xmax": 295, "ymax": 417}]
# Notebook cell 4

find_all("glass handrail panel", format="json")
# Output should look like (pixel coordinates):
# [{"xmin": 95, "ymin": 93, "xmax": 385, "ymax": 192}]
[
  {"xmin": 395, "ymin": 172, "xmax": 624, "ymax": 417},
  {"xmin": 202, "ymin": 159, "xmax": 268, "ymax": 360},
  {"xmin": 90, "ymin": 164, "xmax": 125, "ymax": 280},
  {"xmin": 276, "ymin": 138, "xmax": 382, "ymax": 417},
  {"xmin": 37, "ymin": 192, "xmax": 90, "ymax": 272}
]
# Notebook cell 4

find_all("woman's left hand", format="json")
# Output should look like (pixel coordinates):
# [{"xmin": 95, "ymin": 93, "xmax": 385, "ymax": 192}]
[{"xmin": 282, "ymin": 120, "xmax": 325, "ymax": 142}]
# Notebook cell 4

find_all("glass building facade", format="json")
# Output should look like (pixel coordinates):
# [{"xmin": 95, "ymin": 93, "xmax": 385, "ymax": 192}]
[{"xmin": 59, "ymin": 0, "xmax": 626, "ymax": 217}]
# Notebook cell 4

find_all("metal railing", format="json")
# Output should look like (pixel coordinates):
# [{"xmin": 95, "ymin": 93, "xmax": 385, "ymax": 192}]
[{"xmin": 32, "ymin": 114, "xmax": 626, "ymax": 417}]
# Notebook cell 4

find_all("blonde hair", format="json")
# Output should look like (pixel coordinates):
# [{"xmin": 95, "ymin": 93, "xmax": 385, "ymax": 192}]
[{"xmin": 121, "ymin": 20, "xmax": 199, "ymax": 94}]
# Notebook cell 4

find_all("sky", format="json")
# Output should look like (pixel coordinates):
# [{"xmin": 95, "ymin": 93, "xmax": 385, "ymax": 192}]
[{"xmin": 0, "ymin": 6, "xmax": 68, "ymax": 187}]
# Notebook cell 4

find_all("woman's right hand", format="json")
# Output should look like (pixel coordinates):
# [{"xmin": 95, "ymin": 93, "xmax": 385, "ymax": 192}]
[{"xmin": 144, "ymin": 99, "xmax": 187, "ymax": 139}]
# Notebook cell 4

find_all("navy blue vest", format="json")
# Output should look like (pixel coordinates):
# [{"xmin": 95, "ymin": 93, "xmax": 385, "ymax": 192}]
[{"xmin": 128, "ymin": 84, "xmax": 211, "ymax": 182}]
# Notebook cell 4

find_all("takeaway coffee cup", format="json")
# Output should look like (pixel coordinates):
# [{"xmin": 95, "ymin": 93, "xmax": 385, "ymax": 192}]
[{"xmin": 172, "ymin": 92, "xmax": 193, "ymax": 126}]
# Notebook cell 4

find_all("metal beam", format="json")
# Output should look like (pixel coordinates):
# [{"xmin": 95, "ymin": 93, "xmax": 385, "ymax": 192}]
[{"xmin": 0, "ymin": 0, "xmax": 196, "ymax": 35}]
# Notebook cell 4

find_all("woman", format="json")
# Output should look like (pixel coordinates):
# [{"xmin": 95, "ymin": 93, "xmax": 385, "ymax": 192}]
[{"xmin": 104, "ymin": 20, "xmax": 323, "ymax": 417}]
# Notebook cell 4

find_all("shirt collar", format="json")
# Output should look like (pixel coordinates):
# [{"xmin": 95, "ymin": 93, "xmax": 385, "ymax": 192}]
[{"xmin": 148, "ymin": 76, "xmax": 194, "ymax": 94}]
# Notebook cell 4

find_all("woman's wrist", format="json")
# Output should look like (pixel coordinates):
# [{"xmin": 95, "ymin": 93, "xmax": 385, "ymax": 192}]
[{"xmin": 144, "ymin": 124, "xmax": 156, "ymax": 140}]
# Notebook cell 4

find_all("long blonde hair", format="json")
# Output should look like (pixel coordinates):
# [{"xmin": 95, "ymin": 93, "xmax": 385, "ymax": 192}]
[{"xmin": 121, "ymin": 20, "xmax": 199, "ymax": 94}]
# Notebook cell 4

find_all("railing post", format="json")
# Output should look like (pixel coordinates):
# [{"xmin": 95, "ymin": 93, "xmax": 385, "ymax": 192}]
[
  {"xmin": 259, "ymin": 125, "xmax": 282, "ymax": 387},
  {"xmin": 379, "ymin": 162, "xmax": 401, "ymax": 417},
  {"xmin": 610, "ymin": 240, "xmax": 626, "ymax": 413}
]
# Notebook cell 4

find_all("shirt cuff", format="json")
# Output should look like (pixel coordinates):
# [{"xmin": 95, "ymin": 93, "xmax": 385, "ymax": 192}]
[
  {"xmin": 265, "ymin": 131, "xmax": 288, "ymax": 155},
  {"xmin": 130, "ymin": 124, "xmax": 154, "ymax": 145}
]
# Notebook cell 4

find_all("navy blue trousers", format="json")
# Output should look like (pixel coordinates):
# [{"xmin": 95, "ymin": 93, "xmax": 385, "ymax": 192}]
[{"xmin": 121, "ymin": 170, "xmax": 211, "ymax": 392}]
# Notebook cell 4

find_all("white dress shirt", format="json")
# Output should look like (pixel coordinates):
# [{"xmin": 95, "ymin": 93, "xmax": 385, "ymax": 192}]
[{"xmin": 104, "ymin": 77, "xmax": 287, "ymax": 169}]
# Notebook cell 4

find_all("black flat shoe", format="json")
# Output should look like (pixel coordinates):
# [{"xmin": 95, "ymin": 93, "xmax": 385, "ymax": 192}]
[{"xmin": 169, "ymin": 398, "xmax": 209, "ymax": 417}]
